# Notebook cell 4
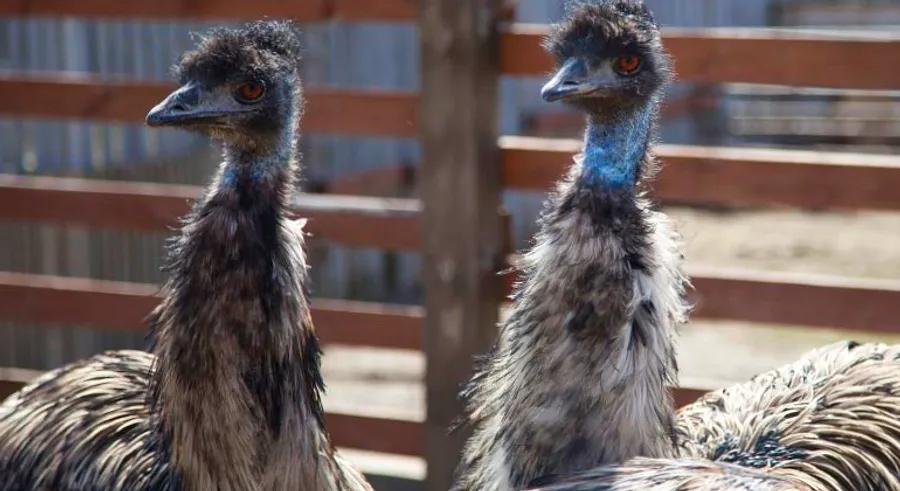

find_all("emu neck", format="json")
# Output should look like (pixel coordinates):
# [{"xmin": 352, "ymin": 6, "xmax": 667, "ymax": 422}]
[
  {"xmin": 214, "ymin": 125, "xmax": 299, "ymax": 206},
  {"xmin": 458, "ymin": 99, "xmax": 683, "ymax": 490},
  {"xmin": 580, "ymin": 104, "xmax": 653, "ymax": 189},
  {"xmin": 151, "ymin": 120, "xmax": 334, "ymax": 489}
]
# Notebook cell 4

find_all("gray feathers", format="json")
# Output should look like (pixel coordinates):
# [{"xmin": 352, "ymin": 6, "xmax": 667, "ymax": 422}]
[
  {"xmin": 0, "ymin": 351, "xmax": 175, "ymax": 491},
  {"xmin": 676, "ymin": 341, "xmax": 900, "ymax": 491},
  {"xmin": 530, "ymin": 458, "xmax": 803, "ymax": 491},
  {"xmin": 531, "ymin": 342, "xmax": 900, "ymax": 491},
  {"xmin": 454, "ymin": 158, "xmax": 688, "ymax": 491}
]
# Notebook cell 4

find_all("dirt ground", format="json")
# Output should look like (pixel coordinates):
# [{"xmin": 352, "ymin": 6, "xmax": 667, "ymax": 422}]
[
  {"xmin": 672, "ymin": 207, "xmax": 900, "ymax": 279},
  {"xmin": 325, "ymin": 207, "xmax": 900, "ymax": 476}
]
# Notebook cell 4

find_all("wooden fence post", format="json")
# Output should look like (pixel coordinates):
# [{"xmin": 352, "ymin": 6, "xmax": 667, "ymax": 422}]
[{"xmin": 419, "ymin": 1, "xmax": 504, "ymax": 489}]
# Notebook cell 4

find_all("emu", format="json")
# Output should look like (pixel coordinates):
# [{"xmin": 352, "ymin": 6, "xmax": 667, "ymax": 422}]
[
  {"xmin": 455, "ymin": 2, "xmax": 900, "ymax": 491},
  {"xmin": 530, "ymin": 342, "xmax": 900, "ymax": 491},
  {"xmin": 0, "ymin": 22, "xmax": 371, "ymax": 491}
]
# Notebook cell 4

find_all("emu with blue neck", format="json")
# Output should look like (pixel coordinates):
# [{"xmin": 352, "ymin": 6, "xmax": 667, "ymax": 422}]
[{"xmin": 455, "ymin": 2, "xmax": 686, "ymax": 490}]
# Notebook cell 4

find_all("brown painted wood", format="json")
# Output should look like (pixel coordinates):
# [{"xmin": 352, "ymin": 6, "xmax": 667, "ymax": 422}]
[
  {"xmin": 0, "ymin": 367, "xmax": 43, "ymax": 400},
  {"xmin": 288, "ymin": 193, "xmax": 422, "ymax": 251},
  {"xmin": 500, "ymin": 137, "xmax": 900, "ymax": 211},
  {"xmin": 0, "ymin": 74, "xmax": 419, "ymax": 138},
  {"xmin": 691, "ymin": 267, "xmax": 900, "ymax": 334},
  {"xmin": 673, "ymin": 387, "xmax": 709, "ymax": 409},
  {"xmin": 500, "ymin": 25, "xmax": 900, "ymax": 90},
  {"xmin": 499, "ymin": 136, "xmax": 580, "ymax": 190},
  {"xmin": 655, "ymin": 145, "xmax": 900, "ymax": 211},
  {"xmin": 332, "ymin": 0, "xmax": 416, "ymax": 21},
  {"xmin": 0, "ymin": 272, "xmax": 160, "ymax": 331},
  {"xmin": 320, "ymin": 163, "xmax": 415, "ymax": 197},
  {"xmin": 0, "ymin": 174, "xmax": 422, "ymax": 250},
  {"xmin": 0, "ymin": 272, "xmax": 423, "ymax": 350},
  {"xmin": 420, "ymin": 0, "xmax": 505, "ymax": 488},
  {"xmin": 327, "ymin": 412, "xmax": 423, "ymax": 457},
  {"xmin": 499, "ymin": 25, "xmax": 557, "ymax": 77},
  {"xmin": 0, "ymin": 174, "xmax": 195, "ymax": 232},
  {"xmin": 304, "ymin": 88, "xmax": 419, "ymax": 138},
  {"xmin": 313, "ymin": 299, "xmax": 423, "ymax": 351},
  {"xmin": 0, "ymin": 0, "xmax": 415, "ymax": 21}
]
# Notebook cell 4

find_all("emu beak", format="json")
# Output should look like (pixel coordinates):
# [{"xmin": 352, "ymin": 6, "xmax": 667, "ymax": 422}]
[
  {"xmin": 541, "ymin": 57, "xmax": 616, "ymax": 103},
  {"xmin": 146, "ymin": 82, "xmax": 218, "ymax": 127}
]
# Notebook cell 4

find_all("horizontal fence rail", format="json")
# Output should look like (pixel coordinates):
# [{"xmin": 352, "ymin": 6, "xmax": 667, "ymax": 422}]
[
  {"xmin": 305, "ymin": 140, "xmax": 900, "ymax": 211},
  {"xmin": 8, "ymin": 141, "xmax": 891, "ymax": 220},
  {"xmin": 0, "ymin": 271, "xmax": 423, "ymax": 350},
  {"xmin": 691, "ymin": 268, "xmax": 900, "ymax": 334},
  {"xmin": 0, "ymin": 74, "xmax": 419, "ymax": 138},
  {"xmin": 5, "ymin": 174, "xmax": 900, "ymax": 332},
  {"xmin": 10, "ymin": 136, "xmax": 900, "ymax": 219},
  {"xmin": 500, "ymin": 137, "xmax": 900, "ymax": 211},
  {"xmin": 0, "ymin": 0, "xmax": 417, "ymax": 22},
  {"xmin": 0, "ymin": 174, "xmax": 422, "ymax": 250},
  {"xmin": 501, "ymin": 25, "xmax": 900, "ymax": 90},
  {"xmin": 4, "ymin": 260, "xmax": 899, "ymax": 357}
]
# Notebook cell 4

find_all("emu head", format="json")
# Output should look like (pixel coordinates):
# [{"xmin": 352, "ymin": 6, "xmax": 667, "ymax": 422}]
[
  {"xmin": 147, "ymin": 21, "xmax": 303, "ymax": 150},
  {"xmin": 542, "ymin": 0, "xmax": 671, "ymax": 116}
]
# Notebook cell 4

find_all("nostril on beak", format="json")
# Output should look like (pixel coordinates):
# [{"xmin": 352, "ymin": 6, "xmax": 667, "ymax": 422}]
[{"xmin": 146, "ymin": 83, "xmax": 201, "ymax": 127}]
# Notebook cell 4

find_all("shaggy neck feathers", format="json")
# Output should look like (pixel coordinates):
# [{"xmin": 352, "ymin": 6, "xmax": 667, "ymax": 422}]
[
  {"xmin": 149, "ymin": 109, "xmax": 336, "ymax": 489},
  {"xmin": 456, "ymin": 95, "xmax": 685, "ymax": 490}
]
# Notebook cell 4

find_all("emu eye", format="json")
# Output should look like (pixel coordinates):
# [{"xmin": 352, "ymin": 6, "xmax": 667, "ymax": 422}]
[
  {"xmin": 235, "ymin": 81, "xmax": 266, "ymax": 103},
  {"xmin": 613, "ymin": 55, "xmax": 643, "ymax": 76}
]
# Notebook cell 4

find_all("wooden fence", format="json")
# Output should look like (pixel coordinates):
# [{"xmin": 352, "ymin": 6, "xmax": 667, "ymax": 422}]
[{"xmin": 1, "ymin": 2, "xmax": 900, "ymax": 490}]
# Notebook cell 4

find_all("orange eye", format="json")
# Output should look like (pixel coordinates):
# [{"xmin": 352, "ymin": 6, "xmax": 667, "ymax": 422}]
[
  {"xmin": 613, "ymin": 55, "xmax": 642, "ymax": 75},
  {"xmin": 236, "ymin": 81, "xmax": 265, "ymax": 103}
]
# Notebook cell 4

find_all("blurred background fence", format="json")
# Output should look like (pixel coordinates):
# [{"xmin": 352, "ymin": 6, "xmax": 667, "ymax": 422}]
[{"xmin": 1, "ymin": 1, "xmax": 900, "ymax": 490}]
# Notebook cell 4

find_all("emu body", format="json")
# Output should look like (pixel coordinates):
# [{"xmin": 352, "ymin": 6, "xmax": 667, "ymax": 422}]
[
  {"xmin": 534, "ymin": 341, "xmax": 900, "ymax": 491},
  {"xmin": 457, "ymin": 2, "xmax": 900, "ymax": 490},
  {"xmin": 0, "ymin": 22, "xmax": 370, "ymax": 491}
]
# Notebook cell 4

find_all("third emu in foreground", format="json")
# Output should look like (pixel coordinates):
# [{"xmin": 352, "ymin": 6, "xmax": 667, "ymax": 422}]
[{"xmin": 455, "ymin": 2, "xmax": 900, "ymax": 491}]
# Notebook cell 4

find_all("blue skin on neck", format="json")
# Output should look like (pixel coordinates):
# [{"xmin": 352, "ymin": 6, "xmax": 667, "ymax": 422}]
[
  {"xmin": 581, "ymin": 105, "xmax": 653, "ymax": 189},
  {"xmin": 222, "ymin": 166, "xmax": 239, "ymax": 186}
]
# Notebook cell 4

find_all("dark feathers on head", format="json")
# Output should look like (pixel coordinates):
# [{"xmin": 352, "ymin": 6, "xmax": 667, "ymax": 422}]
[
  {"xmin": 547, "ymin": 0, "xmax": 660, "ymax": 63},
  {"xmin": 176, "ymin": 20, "xmax": 302, "ymax": 86}
]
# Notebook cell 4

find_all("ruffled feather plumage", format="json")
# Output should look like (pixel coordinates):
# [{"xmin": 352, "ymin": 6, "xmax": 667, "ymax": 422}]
[{"xmin": 0, "ymin": 22, "xmax": 370, "ymax": 491}]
